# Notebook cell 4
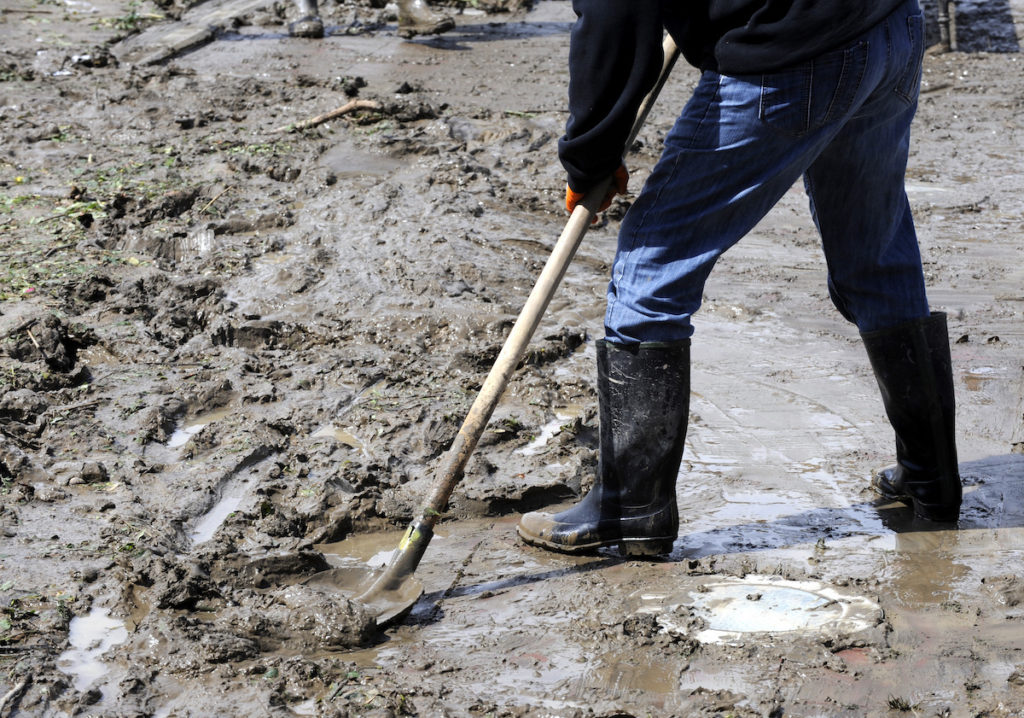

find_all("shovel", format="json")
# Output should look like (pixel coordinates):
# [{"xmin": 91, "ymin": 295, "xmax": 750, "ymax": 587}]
[{"xmin": 303, "ymin": 35, "xmax": 682, "ymax": 627}]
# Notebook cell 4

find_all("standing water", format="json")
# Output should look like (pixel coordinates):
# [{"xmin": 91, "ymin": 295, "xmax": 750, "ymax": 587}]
[{"xmin": 56, "ymin": 607, "xmax": 129, "ymax": 699}]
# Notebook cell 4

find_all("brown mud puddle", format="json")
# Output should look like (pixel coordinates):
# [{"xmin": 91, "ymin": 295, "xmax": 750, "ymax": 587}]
[{"xmin": 305, "ymin": 454, "xmax": 1024, "ymax": 715}]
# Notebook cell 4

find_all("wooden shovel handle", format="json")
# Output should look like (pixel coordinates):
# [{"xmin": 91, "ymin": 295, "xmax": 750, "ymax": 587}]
[{"xmin": 420, "ymin": 35, "xmax": 682, "ymax": 525}]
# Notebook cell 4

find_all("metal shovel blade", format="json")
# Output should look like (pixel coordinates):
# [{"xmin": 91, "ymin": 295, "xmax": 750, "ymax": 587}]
[{"xmin": 301, "ymin": 565, "xmax": 425, "ymax": 628}]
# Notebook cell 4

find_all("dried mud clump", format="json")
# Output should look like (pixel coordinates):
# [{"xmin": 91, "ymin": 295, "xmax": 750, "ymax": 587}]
[
  {"xmin": 2, "ymin": 313, "xmax": 92, "ymax": 373},
  {"xmin": 256, "ymin": 584, "xmax": 377, "ymax": 649}
]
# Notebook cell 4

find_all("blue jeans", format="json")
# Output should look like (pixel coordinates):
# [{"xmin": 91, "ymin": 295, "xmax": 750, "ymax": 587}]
[{"xmin": 605, "ymin": 0, "xmax": 929, "ymax": 344}]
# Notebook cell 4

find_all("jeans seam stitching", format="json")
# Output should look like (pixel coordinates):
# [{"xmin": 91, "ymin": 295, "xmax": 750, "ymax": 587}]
[
  {"xmin": 823, "ymin": 51, "xmax": 847, "ymax": 124},
  {"xmin": 894, "ymin": 15, "xmax": 923, "ymax": 104},
  {"xmin": 612, "ymin": 75, "xmax": 722, "ymax": 288},
  {"xmin": 804, "ymin": 59, "xmax": 814, "ymax": 134},
  {"xmin": 688, "ymin": 73, "xmax": 723, "ymax": 150}
]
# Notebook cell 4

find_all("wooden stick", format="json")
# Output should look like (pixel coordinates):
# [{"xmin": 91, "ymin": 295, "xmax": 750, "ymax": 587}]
[
  {"xmin": 272, "ymin": 99, "xmax": 383, "ymax": 133},
  {"xmin": 25, "ymin": 328, "xmax": 42, "ymax": 352},
  {"xmin": 200, "ymin": 187, "xmax": 229, "ymax": 214},
  {"xmin": 0, "ymin": 676, "xmax": 29, "ymax": 714}
]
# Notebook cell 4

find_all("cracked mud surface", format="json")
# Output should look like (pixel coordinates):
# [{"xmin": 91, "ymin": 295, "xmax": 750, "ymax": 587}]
[{"xmin": 2, "ymin": 0, "xmax": 1024, "ymax": 715}]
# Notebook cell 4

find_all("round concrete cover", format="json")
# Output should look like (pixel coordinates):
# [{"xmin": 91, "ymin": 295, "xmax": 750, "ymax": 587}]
[{"xmin": 633, "ymin": 575, "xmax": 883, "ymax": 644}]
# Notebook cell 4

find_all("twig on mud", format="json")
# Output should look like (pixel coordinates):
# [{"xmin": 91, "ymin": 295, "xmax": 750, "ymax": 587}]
[
  {"xmin": 271, "ymin": 99, "xmax": 384, "ymax": 134},
  {"xmin": 33, "ymin": 212, "xmax": 73, "ymax": 225},
  {"xmin": 54, "ymin": 398, "xmax": 105, "ymax": 413},
  {"xmin": 24, "ymin": 328, "xmax": 45, "ymax": 357},
  {"xmin": 9, "ymin": 318, "xmax": 37, "ymax": 334},
  {"xmin": 0, "ymin": 676, "xmax": 30, "ymax": 716},
  {"xmin": 44, "ymin": 243, "xmax": 75, "ymax": 258},
  {"xmin": 200, "ymin": 187, "xmax": 230, "ymax": 214}
]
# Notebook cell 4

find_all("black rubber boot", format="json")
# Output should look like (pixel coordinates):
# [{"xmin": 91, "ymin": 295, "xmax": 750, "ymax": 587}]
[
  {"xmin": 861, "ymin": 312, "xmax": 961, "ymax": 522},
  {"xmin": 288, "ymin": 0, "xmax": 324, "ymax": 38},
  {"xmin": 397, "ymin": 0, "xmax": 454, "ymax": 38},
  {"xmin": 517, "ymin": 340, "xmax": 690, "ymax": 556}
]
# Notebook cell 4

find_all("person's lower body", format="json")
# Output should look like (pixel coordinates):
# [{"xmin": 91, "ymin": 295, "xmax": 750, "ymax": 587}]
[
  {"xmin": 396, "ymin": 0, "xmax": 455, "ymax": 38},
  {"xmin": 517, "ymin": 0, "xmax": 958, "ymax": 555},
  {"xmin": 288, "ymin": 0, "xmax": 455, "ymax": 38},
  {"xmin": 516, "ymin": 340, "xmax": 690, "ymax": 556},
  {"xmin": 861, "ymin": 312, "xmax": 960, "ymax": 521},
  {"xmin": 605, "ymin": 1, "xmax": 931, "ymax": 343},
  {"xmin": 288, "ymin": 0, "xmax": 324, "ymax": 37}
]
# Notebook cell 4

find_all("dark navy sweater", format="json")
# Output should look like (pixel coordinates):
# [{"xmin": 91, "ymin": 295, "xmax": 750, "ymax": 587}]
[{"xmin": 559, "ymin": 0, "xmax": 909, "ymax": 192}]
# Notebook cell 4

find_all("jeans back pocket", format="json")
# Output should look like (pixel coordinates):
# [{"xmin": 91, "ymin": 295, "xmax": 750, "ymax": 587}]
[
  {"xmin": 895, "ymin": 13, "xmax": 925, "ymax": 103},
  {"xmin": 759, "ymin": 40, "xmax": 869, "ymax": 137}
]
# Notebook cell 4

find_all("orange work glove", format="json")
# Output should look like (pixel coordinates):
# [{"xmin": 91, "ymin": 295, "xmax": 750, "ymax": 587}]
[{"xmin": 565, "ymin": 164, "xmax": 629, "ymax": 218}]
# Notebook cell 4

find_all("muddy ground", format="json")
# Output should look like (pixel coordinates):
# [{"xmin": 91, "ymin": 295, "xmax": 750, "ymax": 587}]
[{"xmin": 2, "ymin": 0, "xmax": 1024, "ymax": 715}]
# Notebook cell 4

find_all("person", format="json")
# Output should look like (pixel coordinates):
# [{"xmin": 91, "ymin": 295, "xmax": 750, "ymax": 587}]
[
  {"xmin": 288, "ymin": 0, "xmax": 454, "ymax": 39},
  {"xmin": 517, "ymin": 0, "xmax": 962, "ymax": 557}
]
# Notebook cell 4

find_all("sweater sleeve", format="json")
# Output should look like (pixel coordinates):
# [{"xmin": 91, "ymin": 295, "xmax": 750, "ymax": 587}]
[{"xmin": 557, "ymin": 0, "xmax": 666, "ymax": 193}]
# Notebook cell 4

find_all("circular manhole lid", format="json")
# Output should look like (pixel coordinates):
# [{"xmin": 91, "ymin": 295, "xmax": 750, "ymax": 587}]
[{"xmin": 631, "ymin": 575, "xmax": 882, "ymax": 644}]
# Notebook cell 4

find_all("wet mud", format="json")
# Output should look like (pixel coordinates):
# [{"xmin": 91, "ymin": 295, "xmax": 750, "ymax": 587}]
[{"xmin": 2, "ymin": 0, "xmax": 1024, "ymax": 715}]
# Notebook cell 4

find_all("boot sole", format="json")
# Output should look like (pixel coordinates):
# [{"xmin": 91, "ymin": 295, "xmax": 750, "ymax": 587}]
[
  {"xmin": 874, "ymin": 490, "xmax": 960, "ymax": 522},
  {"xmin": 288, "ymin": 17, "xmax": 324, "ymax": 37},
  {"xmin": 872, "ymin": 474, "xmax": 959, "ymax": 522},
  {"xmin": 872, "ymin": 483, "xmax": 911, "ymax": 505},
  {"xmin": 516, "ymin": 526, "xmax": 674, "ymax": 557},
  {"xmin": 619, "ymin": 537, "xmax": 675, "ymax": 557},
  {"xmin": 909, "ymin": 502, "xmax": 960, "ymax": 522},
  {"xmin": 397, "ymin": 19, "xmax": 455, "ymax": 37}
]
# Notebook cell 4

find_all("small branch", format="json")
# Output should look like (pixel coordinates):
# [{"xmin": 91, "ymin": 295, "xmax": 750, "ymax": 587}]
[
  {"xmin": 55, "ymin": 398, "xmax": 105, "ymax": 413},
  {"xmin": 272, "ymin": 99, "xmax": 384, "ymax": 133},
  {"xmin": 11, "ymin": 318, "xmax": 38, "ymax": 334},
  {"xmin": 200, "ymin": 187, "xmax": 229, "ymax": 214},
  {"xmin": 34, "ymin": 212, "xmax": 70, "ymax": 225},
  {"xmin": 25, "ymin": 328, "xmax": 43, "ymax": 353},
  {"xmin": 44, "ymin": 242, "xmax": 75, "ymax": 258},
  {"xmin": 0, "ymin": 677, "xmax": 30, "ymax": 716}
]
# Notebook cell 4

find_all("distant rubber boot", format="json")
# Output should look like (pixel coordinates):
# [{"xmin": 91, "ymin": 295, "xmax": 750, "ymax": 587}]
[
  {"xmin": 289, "ymin": 0, "xmax": 324, "ymax": 38},
  {"xmin": 862, "ymin": 312, "xmax": 962, "ymax": 522},
  {"xmin": 397, "ymin": 0, "xmax": 454, "ymax": 38},
  {"xmin": 517, "ymin": 340, "xmax": 690, "ymax": 556}
]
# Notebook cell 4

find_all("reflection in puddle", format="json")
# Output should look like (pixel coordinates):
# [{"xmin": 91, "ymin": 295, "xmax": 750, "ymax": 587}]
[
  {"xmin": 678, "ymin": 664, "xmax": 757, "ymax": 697},
  {"xmin": 167, "ymin": 423, "xmax": 205, "ymax": 449},
  {"xmin": 289, "ymin": 699, "xmax": 318, "ymax": 716},
  {"xmin": 905, "ymin": 182, "xmax": 953, "ymax": 194},
  {"xmin": 166, "ymin": 406, "xmax": 233, "ymax": 449},
  {"xmin": 177, "ymin": 226, "xmax": 217, "ymax": 258},
  {"xmin": 319, "ymin": 528, "xmax": 437, "ymax": 570},
  {"xmin": 518, "ymin": 407, "xmax": 582, "ymax": 456},
  {"xmin": 189, "ymin": 494, "xmax": 244, "ymax": 544},
  {"xmin": 311, "ymin": 424, "xmax": 366, "ymax": 453},
  {"xmin": 582, "ymin": 653, "xmax": 679, "ymax": 696},
  {"xmin": 317, "ymin": 141, "xmax": 403, "ymax": 178},
  {"xmin": 365, "ymin": 548, "xmax": 396, "ymax": 567},
  {"xmin": 634, "ymin": 576, "xmax": 882, "ymax": 645},
  {"xmin": 63, "ymin": 0, "xmax": 98, "ymax": 12},
  {"xmin": 57, "ymin": 607, "xmax": 128, "ymax": 698},
  {"xmin": 963, "ymin": 366, "xmax": 999, "ymax": 391}
]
